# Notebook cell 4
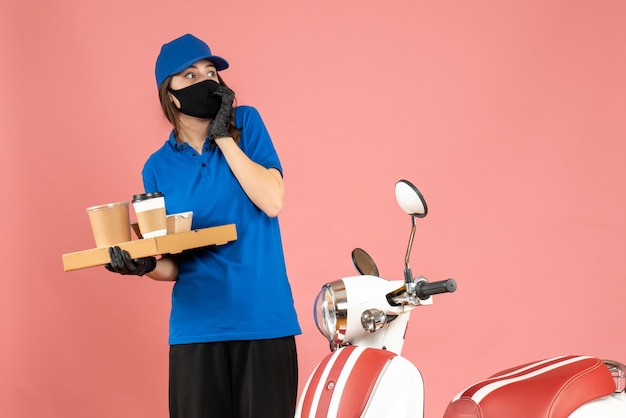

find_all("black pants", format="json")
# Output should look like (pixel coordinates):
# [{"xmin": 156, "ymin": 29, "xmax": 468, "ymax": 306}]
[{"xmin": 169, "ymin": 336, "xmax": 298, "ymax": 418}]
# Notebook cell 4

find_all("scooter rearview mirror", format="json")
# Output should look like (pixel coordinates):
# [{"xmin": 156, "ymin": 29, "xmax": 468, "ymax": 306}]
[
  {"xmin": 351, "ymin": 248, "xmax": 380, "ymax": 277},
  {"xmin": 395, "ymin": 179, "xmax": 428, "ymax": 218}
]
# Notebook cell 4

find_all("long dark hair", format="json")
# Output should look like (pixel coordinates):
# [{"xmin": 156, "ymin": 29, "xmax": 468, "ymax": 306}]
[{"xmin": 158, "ymin": 73, "xmax": 241, "ymax": 144}]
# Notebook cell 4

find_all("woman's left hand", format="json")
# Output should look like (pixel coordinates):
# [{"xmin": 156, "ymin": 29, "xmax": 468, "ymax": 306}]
[{"xmin": 209, "ymin": 84, "xmax": 235, "ymax": 139}]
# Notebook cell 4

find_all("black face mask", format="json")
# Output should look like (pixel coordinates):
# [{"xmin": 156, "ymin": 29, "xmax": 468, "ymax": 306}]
[{"xmin": 168, "ymin": 80, "xmax": 221, "ymax": 119}]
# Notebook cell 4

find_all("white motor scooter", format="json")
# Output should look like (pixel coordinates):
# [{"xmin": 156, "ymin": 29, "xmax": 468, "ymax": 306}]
[{"xmin": 295, "ymin": 179, "xmax": 626, "ymax": 418}]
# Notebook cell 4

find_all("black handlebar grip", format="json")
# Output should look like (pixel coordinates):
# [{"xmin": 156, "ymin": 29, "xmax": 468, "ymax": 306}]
[{"xmin": 415, "ymin": 278, "xmax": 457, "ymax": 300}]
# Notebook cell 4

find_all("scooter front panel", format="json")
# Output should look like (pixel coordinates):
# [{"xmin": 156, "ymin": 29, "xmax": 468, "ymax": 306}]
[{"xmin": 295, "ymin": 346, "xmax": 425, "ymax": 418}]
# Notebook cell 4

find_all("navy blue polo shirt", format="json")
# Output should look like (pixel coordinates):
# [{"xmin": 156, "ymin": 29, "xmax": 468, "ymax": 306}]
[{"xmin": 142, "ymin": 106, "xmax": 301, "ymax": 344}]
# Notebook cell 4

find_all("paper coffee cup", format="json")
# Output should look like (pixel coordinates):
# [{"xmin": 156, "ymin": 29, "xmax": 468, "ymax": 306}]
[
  {"xmin": 86, "ymin": 201, "xmax": 131, "ymax": 248},
  {"xmin": 132, "ymin": 192, "xmax": 167, "ymax": 239}
]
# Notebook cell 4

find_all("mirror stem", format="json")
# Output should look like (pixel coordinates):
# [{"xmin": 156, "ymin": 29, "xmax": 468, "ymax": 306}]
[{"xmin": 404, "ymin": 215, "xmax": 417, "ymax": 285}]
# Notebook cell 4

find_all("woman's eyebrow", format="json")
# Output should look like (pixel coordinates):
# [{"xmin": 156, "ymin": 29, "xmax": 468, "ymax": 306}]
[
  {"xmin": 190, "ymin": 62, "xmax": 216, "ymax": 70},
  {"xmin": 178, "ymin": 62, "xmax": 216, "ymax": 75}
]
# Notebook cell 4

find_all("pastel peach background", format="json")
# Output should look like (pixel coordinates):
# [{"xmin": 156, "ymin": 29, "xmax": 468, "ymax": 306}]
[{"xmin": 1, "ymin": 0, "xmax": 625, "ymax": 417}]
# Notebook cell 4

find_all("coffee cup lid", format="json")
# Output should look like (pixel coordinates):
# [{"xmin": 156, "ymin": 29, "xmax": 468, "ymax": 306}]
[{"xmin": 132, "ymin": 192, "xmax": 164, "ymax": 202}]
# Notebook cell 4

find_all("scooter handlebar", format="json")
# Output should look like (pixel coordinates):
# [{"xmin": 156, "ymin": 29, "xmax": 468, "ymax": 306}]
[{"xmin": 415, "ymin": 278, "xmax": 457, "ymax": 300}]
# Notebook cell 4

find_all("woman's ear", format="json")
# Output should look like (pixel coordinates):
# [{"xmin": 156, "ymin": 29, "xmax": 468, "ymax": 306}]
[{"xmin": 168, "ymin": 91, "xmax": 181, "ymax": 109}]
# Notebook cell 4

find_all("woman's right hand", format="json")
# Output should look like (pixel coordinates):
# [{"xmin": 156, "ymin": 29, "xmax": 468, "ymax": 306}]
[{"xmin": 105, "ymin": 246, "xmax": 157, "ymax": 276}]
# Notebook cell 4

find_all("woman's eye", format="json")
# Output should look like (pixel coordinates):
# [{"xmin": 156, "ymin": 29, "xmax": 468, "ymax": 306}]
[
  {"xmin": 207, "ymin": 71, "xmax": 216, "ymax": 77},
  {"xmin": 184, "ymin": 73, "xmax": 196, "ymax": 79}
]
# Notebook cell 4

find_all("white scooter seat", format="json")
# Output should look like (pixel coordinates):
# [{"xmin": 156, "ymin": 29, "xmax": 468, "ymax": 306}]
[{"xmin": 443, "ymin": 355, "xmax": 616, "ymax": 418}]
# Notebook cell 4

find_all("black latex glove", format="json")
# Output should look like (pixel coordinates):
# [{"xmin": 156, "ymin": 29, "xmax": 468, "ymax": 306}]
[
  {"xmin": 104, "ymin": 246, "xmax": 157, "ymax": 276},
  {"xmin": 208, "ymin": 83, "xmax": 235, "ymax": 140}
]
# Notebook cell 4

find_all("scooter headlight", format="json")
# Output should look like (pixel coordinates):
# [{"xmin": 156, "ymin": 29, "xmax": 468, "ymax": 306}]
[{"xmin": 313, "ymin": 281, "xmax": 347, "ymax": 344}]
